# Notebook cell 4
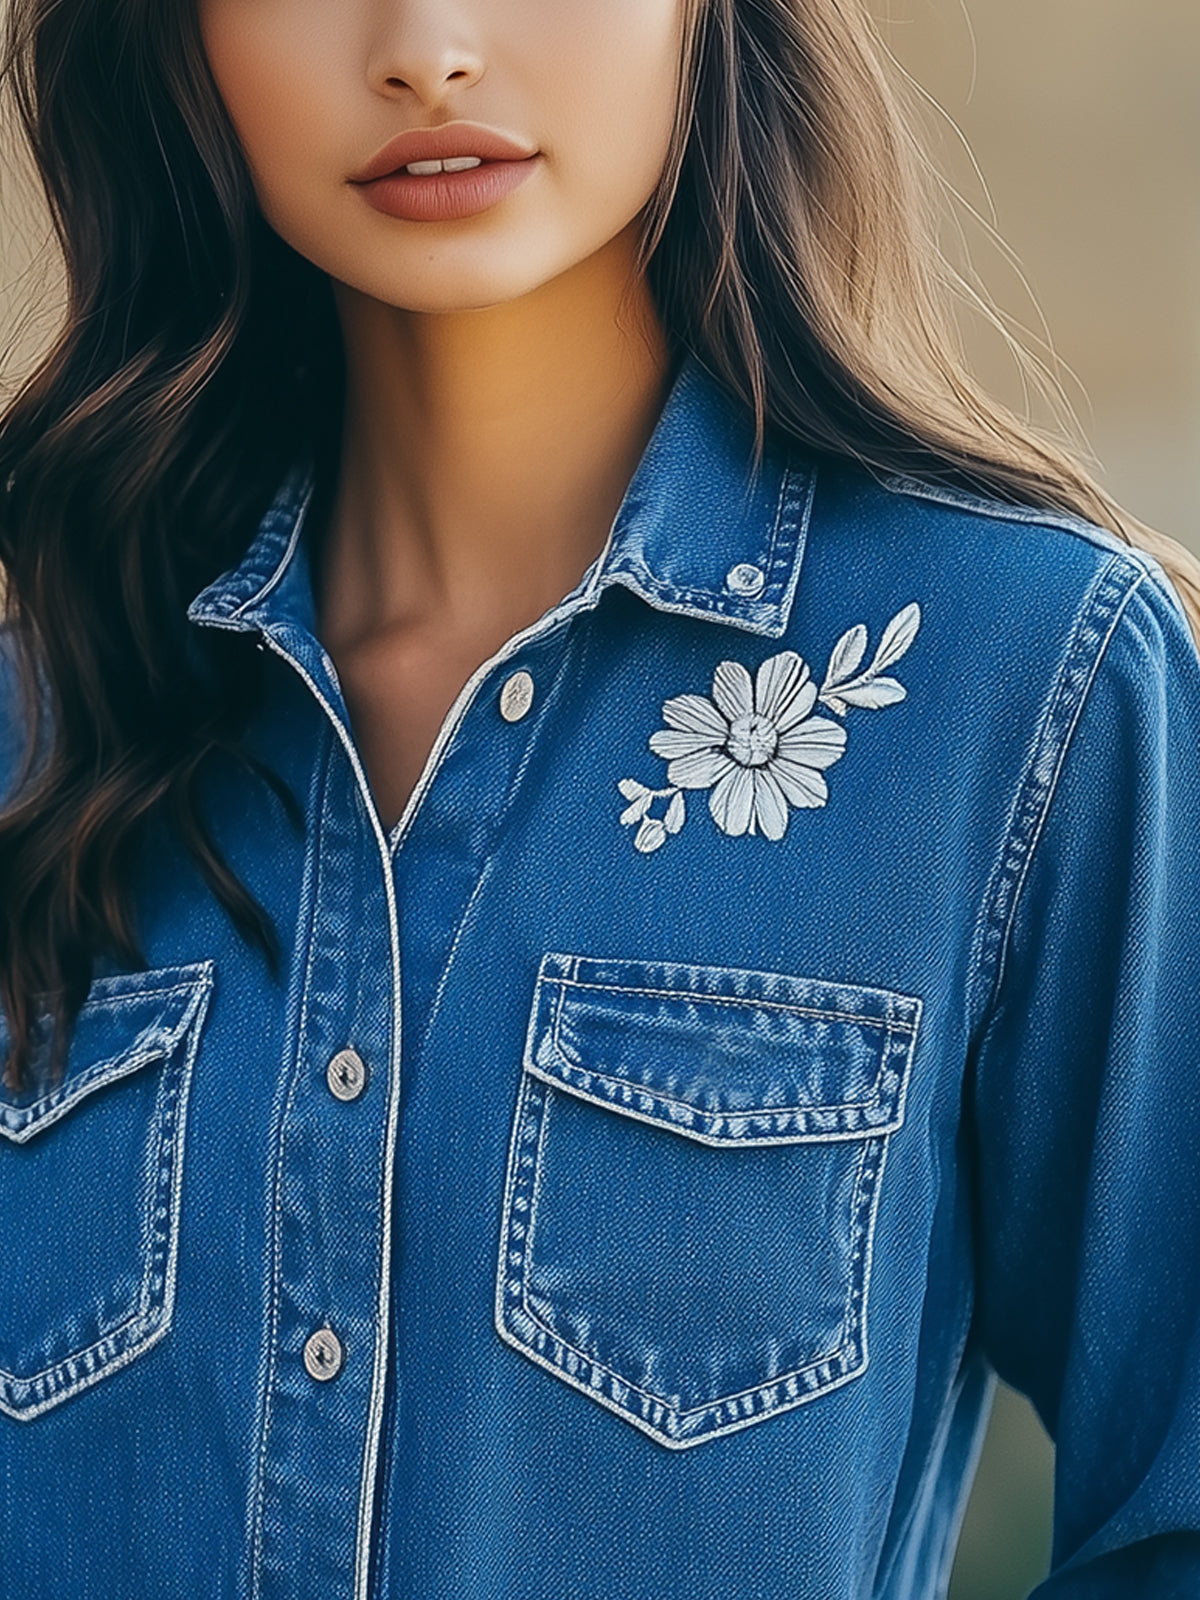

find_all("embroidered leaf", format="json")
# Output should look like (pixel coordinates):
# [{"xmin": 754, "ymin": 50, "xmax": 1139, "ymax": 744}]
[
  {"xmin": 618, "ymin": 778, "xmax": 649, "ymax": 802},
  {"xmin": 822, "ymin": 624, "xmax": 868, "ymax": 691},
  {"xmin": 664, "ymin": 790, "xmax": 686, "ymax": 834},
  {"xmin": 635, "ymin": 817, "xmax": 668, "ymax": 852},
  {"xmin": 835, "ymin": 676, "xmax": 906, "ymax": 709},
  {"xmin": 620, "ymin": 793, "xmax": 654, "ymax": 826},
  {"xmin": 869, "ymin": 603, "xmax": 921, "ymax": 673}
]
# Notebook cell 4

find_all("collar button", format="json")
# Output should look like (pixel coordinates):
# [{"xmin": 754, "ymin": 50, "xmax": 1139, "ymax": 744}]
[
  {"xmin": 725, "ymin": 562, "xmax": 765, "ymax": 597},
  {"xmin": 499, "ymin": 670, "xmax": 535, "ymax": 722}
]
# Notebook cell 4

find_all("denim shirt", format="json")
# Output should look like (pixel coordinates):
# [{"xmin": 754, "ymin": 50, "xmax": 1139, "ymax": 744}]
[{"xmin": 3, "ymin": 358, "xmax": 1200, "ymax": 1600}]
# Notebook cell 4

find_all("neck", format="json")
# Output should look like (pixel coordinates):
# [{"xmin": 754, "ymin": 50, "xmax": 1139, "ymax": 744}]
[{"xmin": 314, "ymin": 224, "xmax": 673, "ymax": 652}]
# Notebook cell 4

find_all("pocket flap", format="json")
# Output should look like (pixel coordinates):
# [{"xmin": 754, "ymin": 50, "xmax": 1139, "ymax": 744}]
[
  {"xmin": 0, "ymin": 963, "xmax": 215, "ymax": 1145},
  {"xmin": 524, "ymin": 953, "xmax": 920, "ymax": 1145}
]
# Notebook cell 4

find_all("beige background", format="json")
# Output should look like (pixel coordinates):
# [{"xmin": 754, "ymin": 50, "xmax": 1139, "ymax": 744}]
[
  {"xmin": 2, "ymin": 3, "xmax": 1196, "ymax": 1595},
  {"xmin": 884, "ymin": 0, "xmax": 1199, "ymax": 550}
]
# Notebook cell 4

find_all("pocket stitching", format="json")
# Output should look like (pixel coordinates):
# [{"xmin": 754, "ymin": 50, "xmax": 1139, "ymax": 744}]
[
  {"xmin": 540, "ymin": 981, "xmax": 913, "ymax": 1144},
  {"xmin": 0, "ymin": 1035, "xmax": 188, "ymax": 1414},
  {"xmin": 522, "ymin": 1082, "xmax": 875, "ymax": 1391},
  {"xmin": 498, "ymin": 957, "xmax": 921, "ymax": 1448},
  {"xmin": 0, "ymin": 973, "xmax": 212, "ymax": 1144},
  {"xmin": 498, "ymin": 1068, "xmax": 894, "ymax": 1449},
  {"xmin": 541, "ymin": 1019, "xmax": 897, "ymax": 1133},
  {"xmin": 527, "ymin": 1057, "xmax": 893, "ymax": 1144},
  {"xmin": 547, "ymin": 973, "xmax": 919, "ymax": 1034},
  {"xmin": 0, "ymin": 965, "xmax": 213, "ymax": 1421}
]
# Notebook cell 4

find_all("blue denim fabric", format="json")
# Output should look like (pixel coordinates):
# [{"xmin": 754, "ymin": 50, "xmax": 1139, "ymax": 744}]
[{"xmin": 2, "ymin": 357, "xmax": 1200, "ymax": 1598}]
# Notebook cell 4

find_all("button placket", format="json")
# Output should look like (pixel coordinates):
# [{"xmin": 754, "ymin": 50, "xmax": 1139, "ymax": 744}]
[
  {"xmin": 253, "ymin": 742, "xmax": 400, "ymax": 1600},
  {"xmin": 392, "ymin": 639, "xmax": 568, "ymax": 1034}
]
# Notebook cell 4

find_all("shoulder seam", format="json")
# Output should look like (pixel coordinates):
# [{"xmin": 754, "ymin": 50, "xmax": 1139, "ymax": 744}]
[
  {"xmin": 966, "ymin": 552, "xmax": 1148, "ymax": 1035},
  {"xmin": 881, "ymin": 473, "xmax": 1157, "ymax": 567}
]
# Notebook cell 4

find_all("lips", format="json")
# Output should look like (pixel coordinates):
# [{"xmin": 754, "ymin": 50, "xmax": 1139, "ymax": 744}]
[
  {"xmin": 353, "ymin": 159, "xmax": 539, "ymax": 225},
  {"xmin": 350, "ymin": 122, "xmax": 537, "ymax": 184}
]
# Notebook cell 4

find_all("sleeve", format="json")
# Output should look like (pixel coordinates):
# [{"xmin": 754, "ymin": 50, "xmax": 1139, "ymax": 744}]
[{"xmin": 969, "ymin": 558, "xmax": 1200, "ymax": 1598}]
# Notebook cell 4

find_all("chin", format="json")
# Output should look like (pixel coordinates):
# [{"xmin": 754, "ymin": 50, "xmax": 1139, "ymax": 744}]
[
  {"xmin": 331, "ymin": 232, "xmax": 580, "ymax": 316},
  {"xmin": 369, "ymin": 277, "xmax": 550, "ymax": 315}
]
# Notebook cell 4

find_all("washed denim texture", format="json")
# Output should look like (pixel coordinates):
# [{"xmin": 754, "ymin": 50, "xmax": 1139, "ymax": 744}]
[{"xmin": 2, "ymin": 358, "xmax": 1199, "ymax": 1597}]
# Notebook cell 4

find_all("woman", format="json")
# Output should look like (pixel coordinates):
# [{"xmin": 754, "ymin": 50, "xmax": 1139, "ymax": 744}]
[{"xmin": 1, "ymin": 0, "xmax": 1198, "ymax": 1595}]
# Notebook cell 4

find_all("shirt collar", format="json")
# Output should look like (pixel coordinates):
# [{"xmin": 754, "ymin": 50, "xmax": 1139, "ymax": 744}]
[{"xmin": 187, "ymin": 356, "xmax": 815, "ymax": 641}]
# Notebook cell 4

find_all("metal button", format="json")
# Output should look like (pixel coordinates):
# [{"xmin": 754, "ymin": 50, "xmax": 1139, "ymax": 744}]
[
  {"xmin": 303, "ymin": 1327, "xmax": 344, "ymax": 1382},
  {"xmin": 499, "ymin": 670, "xmax": 535, "ymax": 722},
  {"xmin": 326, "ymin": 1047, "xmax": 367, "ymax": 1102},
  {"xmin": 725, "ymin": 562, "xmax": 765, "ymax": 597}
]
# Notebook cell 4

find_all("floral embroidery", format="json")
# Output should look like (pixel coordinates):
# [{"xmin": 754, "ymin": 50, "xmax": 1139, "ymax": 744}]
[{"xmin": 618, "ymin": 602, "xmax": 921, "ymax": 850}]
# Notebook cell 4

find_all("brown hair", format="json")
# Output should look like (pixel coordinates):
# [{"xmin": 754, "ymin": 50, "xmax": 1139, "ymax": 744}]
[
  {"xmin": 641, "ymin": 0, "xmax": 1200, "ymax": 624},
  {"xmin": 1, "ymin": 0, "xmax": 1197, "ymax": 1089}
]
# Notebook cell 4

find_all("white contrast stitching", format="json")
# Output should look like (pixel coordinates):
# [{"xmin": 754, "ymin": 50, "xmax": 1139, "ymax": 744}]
[
  {"xmin": 229, "ymin": 473, "xmax": 315, "ymax": 621},
  {"xmin": 966, "ymin": 555, "xmax": 1144, "ymax": 1030},
  {"xmin": 247, "ymin": 730, "xmax": 331, "ymax": 1600},
  {"xmin": 0, "ymin": 966, "xmax": 213, "ymax": 1421},
  {"xmin": 545, "ymin": 975, "xmax": 919, "ymax": 1033},
  {"xmin": 250, "ymin": 630, "xmax": 406, "ymax": 1600},
  {"xmin": 502, "ymin": 1076, "xmax": 889, "ymax": 1447},
  {"xmin": 497, "ymin": 964, "xmax": 919, "ymax": 1448}
]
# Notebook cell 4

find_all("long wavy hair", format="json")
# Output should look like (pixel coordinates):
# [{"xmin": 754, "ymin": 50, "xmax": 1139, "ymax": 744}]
[{"xmin": 2, "ymin": 0, "xmax": 1199, "ymax": 1090}]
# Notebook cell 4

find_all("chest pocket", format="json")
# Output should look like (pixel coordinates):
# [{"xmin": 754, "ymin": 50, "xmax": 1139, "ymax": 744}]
[
  {"xmin": 496, "ymin": 952, "xmax": 921, "ymax": 1449},
  {"xmin": 0, "ymin": 962, "xmax": 214, "ymax": 1422}
]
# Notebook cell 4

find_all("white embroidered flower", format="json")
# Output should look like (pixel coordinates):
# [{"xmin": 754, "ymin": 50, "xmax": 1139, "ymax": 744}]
[
  {"xmin": 647, "ymin": 653, "xmax": 846, "ymax": 840},
  {"xmin": 617, "ymin": 602, "xmax": 920, "ymax": 851}
]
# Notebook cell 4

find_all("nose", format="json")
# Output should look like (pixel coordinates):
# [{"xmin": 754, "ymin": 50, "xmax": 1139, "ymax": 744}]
[{"xmin": 367, "ymin": 3, "xmax": 486, "ymax": 106}]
